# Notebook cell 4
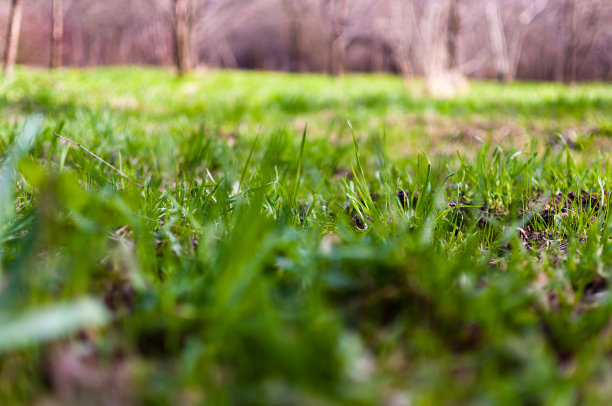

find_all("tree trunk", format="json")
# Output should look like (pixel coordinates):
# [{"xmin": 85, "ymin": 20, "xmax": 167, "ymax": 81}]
[
  {"xmin": 3, "ymin": 0, "xmax": 23, "ymax": 78},
  {"xmin": 447, "ymin": 0, "xmax": 461, "ymax": 70},
  {"xmin": 330, "ymin": 39, "xmax": 345, "ymax": 76},
  {"xmin": 323, "ymin": 0, "xmax": 348, "ymax": 76},
  {"xmin": 174, "ymin": 0, "xmax": 192, "ymax": 76},
  {"xmin": 51, "ymin": 0, "xmax": 64, "ymax": 69},
  {"xmin": 563, "ymin": 0, "xmax": 577, "ymax": 84},
  {"xmin": 485, "ymin": 0, "xmax": 510, "ymax": 81},
  {"xmin": 283, "ymin": 0, "xmax": 309, "ymax": 72}
]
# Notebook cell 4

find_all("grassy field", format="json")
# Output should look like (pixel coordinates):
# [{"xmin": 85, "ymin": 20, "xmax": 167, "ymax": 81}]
[{"xmin": 1, "ymin": 67, "xmax": 612, "ymax": 405}]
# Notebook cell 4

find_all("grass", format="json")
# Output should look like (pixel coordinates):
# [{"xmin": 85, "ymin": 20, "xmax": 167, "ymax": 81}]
[{"xmin": 1, "ymin": 67, "xmax": 612, "ymax": 405}]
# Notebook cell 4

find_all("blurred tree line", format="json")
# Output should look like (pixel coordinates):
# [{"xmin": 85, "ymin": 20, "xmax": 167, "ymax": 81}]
[{"xmin": 1, "ymin": 0, "xmax": 611, "ymax": 87}]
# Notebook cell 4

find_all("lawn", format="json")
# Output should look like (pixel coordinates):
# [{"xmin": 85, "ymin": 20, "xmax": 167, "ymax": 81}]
[{"xmin": 1, "ymin": 67, "xmax": 612, "ymax": 405}]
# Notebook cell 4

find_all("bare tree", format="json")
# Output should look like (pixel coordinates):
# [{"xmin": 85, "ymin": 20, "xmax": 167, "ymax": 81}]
[
  {"xmin": 485, "ymin": 0, "xmax": 549, "ymax": 82},
  {"xmin": 282, "ymin": 0, "xmax": 311, "ymax": 72},
  {"xmin": 173, "ymin": 0, "xmax": 193, "ymax": 75},
  {"xmin": 379, "ymin": 0, "xmax": 415, "ymax": 79},
  {"xmin": 320, "ymin": 0, "xmax": 349, "ymax": 75},
  {"xmin": 51, "ymin": 0, "xmax": 64, "ymax": 68},
  {"xmin": 415, "ymin": 0, "xmax": 448, "ymax": 83},
  {"xmin": 380, "ymin": 0, "xmax": 467, "ymax": 97},
  {"xmin": 191, "ymin": 0, "xmax": 242, "ymax": 68},
  {"xmin": 559, "ymin": 0, "xmax": 607, "ymax": 84},
  {"xmin": 3, "ymin": 0, "xmax": 612, "ymax": 81},
  {"xmin": 169, "ymin": 0, "xmax": 246, "ymax": 73},
  {"xmin": 447, "ymin": 0, "xmax": 461, "ymax": 70},
  {"xmin": 3, "ymin": 0, "xmax": 23, "ymax": 77},
  {"xmin": 562, "ymin": 0, "xmax": 576, "ymax": 84}
]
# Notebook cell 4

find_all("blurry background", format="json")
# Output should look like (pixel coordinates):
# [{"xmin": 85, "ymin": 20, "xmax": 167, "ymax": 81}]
[{"xmin": 1, "ymin": 0, "xmax": 611, "ymax": 83}]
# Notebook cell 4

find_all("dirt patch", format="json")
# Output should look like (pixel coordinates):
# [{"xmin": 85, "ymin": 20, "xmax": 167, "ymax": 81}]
[
  {"xmin": 517, "ymin": 228, "xmax": 571, "ymax": 254},
  {"xmin": 512, "ymin": 191, "xmax": 604, "ymax": 254},
  {"xmin": 522, "ymin": 191, "xmax": 604, "ymax": 227}
]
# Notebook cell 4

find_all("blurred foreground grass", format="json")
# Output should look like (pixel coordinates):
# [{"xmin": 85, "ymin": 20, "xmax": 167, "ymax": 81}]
[{"xmin": 1, "ymin": 68, "xmax": 612, "ymax": 405}]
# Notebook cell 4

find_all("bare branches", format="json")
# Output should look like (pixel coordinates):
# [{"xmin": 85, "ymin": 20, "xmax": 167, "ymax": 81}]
[
  {"xmin": 486, "ymin": 0, "xmax": 509, "ymax": 81},
  {"xmin": 519, "ymin": 0, "xmax": 549, "ymax": 25},
  {"xmin": 486, "ymin": 0, "xmax": 550, "ymax": 82},
  {"xmin": 3, "ymin": 0, "xmax": 610, "ymax": 81},
  {"xmin": 379, "ymin": 0, "xmax": 467, "ymax": 97}
]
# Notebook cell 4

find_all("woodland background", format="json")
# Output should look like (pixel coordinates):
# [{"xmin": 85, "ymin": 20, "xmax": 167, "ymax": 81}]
[{"xmin": 1, "ymin": 0, "xmax": 611, "ymax": 85}]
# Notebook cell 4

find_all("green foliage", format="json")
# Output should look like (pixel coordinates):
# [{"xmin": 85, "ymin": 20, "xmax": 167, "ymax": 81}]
[{"xmin": 1, "ymin": 68, "xmax": 612, "ymax": 405}]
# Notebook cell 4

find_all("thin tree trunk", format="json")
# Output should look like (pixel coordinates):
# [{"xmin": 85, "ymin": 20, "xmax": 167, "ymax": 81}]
[
  {"xmin": 330, "ymin": 39, "xmax": 345, "ymax": 76},
  {"xmin": 51, "ymin": 0, "xmax": 64, "ymax": 68},
  {"xmin": 3, "ymin": 0, "xmax": 23, "ymax": 78},
  {"xmin": 283, "ymin": 0, "xmax": 306, "ymax": 72},
  {"xmin": 174, "ymin": 0, "xmax": 192, "ymax": 76},
  {"xmin": 323, "ymin": 0, "xmax": 347, "ymax": 76},
  {"xmin": 447, "ymin": 0, "xmax": 461, "ymax": 70},
  {"xmin": 485, "ymin": 0, "xmax": 509, "ymax": 81},
  {"xmin": 563, "ymin": 0, "xmax": 577, "ymax": 84}
]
